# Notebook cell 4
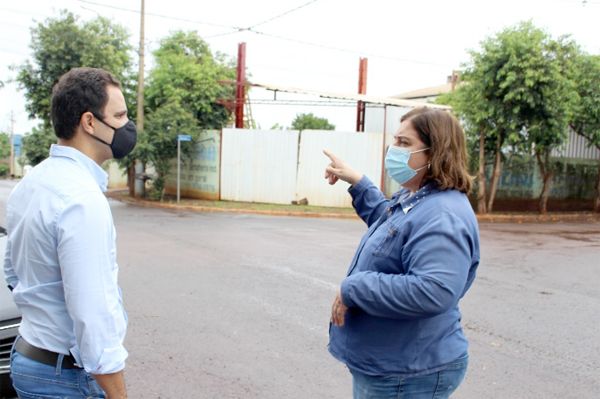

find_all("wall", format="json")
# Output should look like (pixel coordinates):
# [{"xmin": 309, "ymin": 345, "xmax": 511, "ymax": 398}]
[
  {"xmin": 106, "ymin": 126, "xmax": 600, "ymax": 210},
  {"xmin": 296, "ymin": 130, "xmax": 384, "ymax": 207},
  {"xmin": 220, "ymin": 129, "xmax": 299, "ymax": 205},
  {"xmin": 165, "ymin": 130, "xmax": 221, "ymax": 200}
]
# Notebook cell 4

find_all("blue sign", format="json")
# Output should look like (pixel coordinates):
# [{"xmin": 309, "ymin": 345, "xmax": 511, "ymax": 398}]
[
  {"xmin": 178, "ymin": 134, "xmax": 192, "ymax": 142},
  {"xmin": 13, "ymin": 135, "xmax": 22, "ymax": 157}
]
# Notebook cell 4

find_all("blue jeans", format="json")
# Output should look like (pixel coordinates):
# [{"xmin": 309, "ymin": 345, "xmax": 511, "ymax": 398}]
[
  {"xmin": 350, "ymin": 354, "xmax": 468, "ymax": 399},
  {"xmin": 10, "ymin": 339, "xmax": 106, "ymax": 399}
]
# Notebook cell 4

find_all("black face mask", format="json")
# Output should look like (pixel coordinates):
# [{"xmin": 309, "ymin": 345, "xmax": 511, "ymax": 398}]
[{"xmin": 90, "ymin": 113, "xmax": 137, "ymax": 159}]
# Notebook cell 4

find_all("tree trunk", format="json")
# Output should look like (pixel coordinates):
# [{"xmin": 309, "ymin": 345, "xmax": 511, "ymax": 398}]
[
  {"xmin": 127, "ymin": 164, "xmax": 135, "ymax": 197},
  {"xmin": 487, "ymin": 138, "xmax": 503, "ymax": 212},
  {"xmin": 536, "ymin": 149, "xmax": 553, "ymax": 214},
  {"xmin": 477, "ymin": 129, "xmax": 487, "ymax": 214},
  {"xmin": 594, "ymin": 159, "xmax": 600, "ymax": 213}
]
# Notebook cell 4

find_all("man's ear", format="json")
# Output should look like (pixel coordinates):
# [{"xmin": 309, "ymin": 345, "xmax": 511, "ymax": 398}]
[{"xmin": 80, "ymin": 111, "xmax": 95, "ymax": 134}]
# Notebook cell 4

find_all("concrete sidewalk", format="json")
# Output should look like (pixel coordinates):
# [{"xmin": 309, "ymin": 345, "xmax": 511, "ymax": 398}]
[{"xmin": 107, "ymin": 190, "xmax": 600, "ymax": 223}]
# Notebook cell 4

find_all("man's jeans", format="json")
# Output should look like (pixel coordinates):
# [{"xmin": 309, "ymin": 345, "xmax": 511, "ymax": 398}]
[
  {"xmin": 10, "ymin": 340, "xmax": 106, "ymax": 399},
  {"xmin": 350, "ymin": 354, "xmax": 468, "ymax": 399}
]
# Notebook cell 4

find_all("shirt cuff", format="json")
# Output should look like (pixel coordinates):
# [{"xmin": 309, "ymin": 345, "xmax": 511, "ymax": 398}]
[
  {"xmin": 76, "ymin": 344, "xmax": 128, "ymax": 374},
  {"xmin": 5, "ymin": 277, "xmax": 19, "ymax": 290},
  {"xmin": 348, "ymin": 175, "xmax": 372, "ymax": 196},
  {"xmin": 341, "ymin": 275, "xmax": 358, "ymax": 308}
]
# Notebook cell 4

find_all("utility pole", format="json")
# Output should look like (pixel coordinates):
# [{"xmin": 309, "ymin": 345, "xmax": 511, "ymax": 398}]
[
  {"xmin": 356, "ymin": 57, "xmax": 368, "ymax": 132},
  {"xmin": 235, "ymin": 42, "xmax": 246, "ymax": 129},
  {"xmin": 9, "ymin": 110, "xmax": 15, "ymax": 177},
  {"xmin": 450, "ymin": 70, "xmax": 459, "ymax": 91},
  {"xmin": 133, "ymin": 0, "xmax": 145, "ymax": 197}
]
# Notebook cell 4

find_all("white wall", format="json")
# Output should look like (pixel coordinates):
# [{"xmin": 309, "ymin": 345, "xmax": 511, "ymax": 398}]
[
  {"xmin": 220, "ymin": 129, "xmax": 300, "ymax": 204},
  {"xmin": 107, "ymin": 161, "xmax": 128, "ymax": 189},
  {"xmin": 296, "ymin": 130, "xmax": 384, "ymax": 207}
]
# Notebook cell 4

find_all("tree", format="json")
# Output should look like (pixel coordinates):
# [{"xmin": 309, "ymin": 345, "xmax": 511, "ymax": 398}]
[
  {"xmin": 291, "ymin": 113, "xmax": 335, "ymax": 130},
  {"xmin": 134, "ymin": 101, "xmax": 199, "ymax": 200},
  {"xmin": 16, "ymin": 10, "xmax": 134, "ymax": 165},
  {"xmin": 145, "ymin": 31, "xmax": 236, "ymax": 129},
  {"xmin": 21, "ymin": 124, "xmax": 57, "ymax": 166},
  {"xmin": 570, "ymin": 54, "xmax": 600, "ymax": 212},
  {"xmin": 438, "ymin": 81, "xmax": 495, "ymax": 214},
  {"xmin": 0, "ymin": 133, "xmax": 10, "ymax": 177},
  {"xmin": 0, "ymin": 133, "xmax": 11, "ymax": 159},
  {"xmin": 525, "ymin": 36, "xmax": 579, "ymax": 214},
  {"xmin": 441, "ymin": 22, "xmax": 577, "ymax": 213},
  {"xmin": 140, "ymin": 31, "xmax": 236, "ymax": 200}
]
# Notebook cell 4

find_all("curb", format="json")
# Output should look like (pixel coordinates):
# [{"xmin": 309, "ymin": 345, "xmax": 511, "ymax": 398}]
[
  {"xmin": 107, "ymin": 191, "xmax": 358, "ymax": 220},
  {"xmin": 106, "ymin": 191, "xmax": 600, "ymax": 224}
]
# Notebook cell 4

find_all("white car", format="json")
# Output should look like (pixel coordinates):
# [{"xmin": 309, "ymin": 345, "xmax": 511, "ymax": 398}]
[{"xmin": 0, "ymin": 227, "xmax": 20, "ymax": 397}]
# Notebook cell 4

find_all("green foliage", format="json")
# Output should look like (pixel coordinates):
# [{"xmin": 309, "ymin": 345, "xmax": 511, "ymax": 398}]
[
  {"xmin": 525, "ymin": 35, "xmax": 579, "ymax": 151},
  {"xmin": 134, "ymin": 101, "xmax": 199, "ymax": 200},
  {"xmin": 139, "ymin": 31, "xmax": 235, "ymax": 199},
  {"xmin": 270, "ymin": 123, "xmax": 285, "ymax": 130},
  {"xmin": 441, "ymin": 21, "xmax": 584, "ymax": 212},
  {"xmin": 16, "ymin": 10, "xmax": 134, "ymax": 126},
  {"xmin": 0, "ymin": 133, "xmax": 11, "ymax": 159},
  {"xmin": 0, "ymin": 133, "xmax": 11, "ymax": 177},
  {"xmin": 290, "ymin": 113, "xmax": 335, "ymax": 130},
  {"xmin": 571, "ymin": 54, "xmax": 600, "ymax": 148},
  {"xmin": 145, "ymin": 31, "xmax": 236, "ymax": 129},
  {"xmin": 15, "ymin": 10, "xmax": 135, "ymax": 166},
  {"xmin": 22, "ymin": 124, "xmax": 56, "ymax": 166},
  {"xmin": 569, "ymin": 54, "xmax": 600, "ymax": 211}
]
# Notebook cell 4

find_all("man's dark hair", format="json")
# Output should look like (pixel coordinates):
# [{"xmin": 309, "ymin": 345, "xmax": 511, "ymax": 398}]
[{"xmin": 51, "ymin": 67, "xmax": 121, "ymax": 139}]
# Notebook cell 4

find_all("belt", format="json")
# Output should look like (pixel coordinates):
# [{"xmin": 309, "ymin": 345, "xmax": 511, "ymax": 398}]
[{"xmin": 15, "ymin": 337, "xmax": 82, "ymax": 369}]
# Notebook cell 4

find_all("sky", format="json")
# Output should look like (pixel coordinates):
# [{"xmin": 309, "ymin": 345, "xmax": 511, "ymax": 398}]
[{"xmin": 0, "ymin": 0, "xmax": 598, "ymax": 135}]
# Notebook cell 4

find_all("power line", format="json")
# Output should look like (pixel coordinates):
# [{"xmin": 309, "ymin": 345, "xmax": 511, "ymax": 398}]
[
  {"xmin": 76, "ymin": 0, "xmax": 453, "ymax": 68},
  {"xmin": 249, "ymin": 0, "xmax": 320, "ymax": 29},
  {"xmin": 77, "ymin": 0, "xmax": 238, "ymax": 30},
  {"xmin": 205, "ymin": 29, "xmax": 245, "ymax": 40},
  {"xmin": 248, "ymin": 29, "xmax": 454, "ymax": 68}
]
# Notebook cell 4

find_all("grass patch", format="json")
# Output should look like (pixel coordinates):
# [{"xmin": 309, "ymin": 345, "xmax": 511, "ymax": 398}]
[
  {"xmin": 163, "ymin": 196, "xmax": 355, "ymax": 215},
  {"xmin": 110, "ymin": 190, "xmax": 355, "ymax": 215}
]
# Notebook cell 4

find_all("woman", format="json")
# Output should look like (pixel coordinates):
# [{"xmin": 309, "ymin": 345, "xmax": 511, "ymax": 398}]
[{"xmin": 324, "ymin": 107, "xmax": 480, "ymax": 399}]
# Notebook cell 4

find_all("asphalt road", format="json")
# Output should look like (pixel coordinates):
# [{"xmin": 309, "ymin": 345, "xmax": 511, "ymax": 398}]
[{"xmin": 0, "ymin": 179, "xmax": 598, "ymax": 398}]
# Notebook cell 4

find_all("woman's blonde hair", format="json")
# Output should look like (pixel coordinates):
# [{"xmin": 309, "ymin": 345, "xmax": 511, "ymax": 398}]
[{"xmin": 401, "ymin": 107, "xmax": 473, "ymax": 193}]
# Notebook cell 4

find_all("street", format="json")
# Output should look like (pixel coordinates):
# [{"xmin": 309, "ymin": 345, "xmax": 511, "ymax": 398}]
[{"xmin": 0, "ymin": 179, "xmax": 598, "ymax": 398}]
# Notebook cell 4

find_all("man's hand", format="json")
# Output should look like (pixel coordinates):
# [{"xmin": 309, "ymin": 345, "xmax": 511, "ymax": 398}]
[
  {"xmin": 323, "ymin": 150, "xmax": 362, "ymax": 186},
  {"xmin": 93, "ymin": 371, "xmax": 127, "ymax": 399},
  {"xmin": 331, "ymin": 289, "xmax": 349, "ymax": 327}
]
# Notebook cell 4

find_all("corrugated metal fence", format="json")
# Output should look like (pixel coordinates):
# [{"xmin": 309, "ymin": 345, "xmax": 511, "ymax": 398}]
[
  {"xmin": 220, "ymin": 128, "xmax": 384, "ymax": 207},
  {"xmin": 296, "ymin": 130, "xmax": 383, "ymax": 207},
  {"xmin": 552, "ymin": 129, "xmax": 600, "ymax": 160},
  {"xmin": 107, "ymin": 126, "xmax": 599, "ymax": 205},
  {"xmin": 220, "ymin": 129, "xmax": 300, "ymax": 205}
]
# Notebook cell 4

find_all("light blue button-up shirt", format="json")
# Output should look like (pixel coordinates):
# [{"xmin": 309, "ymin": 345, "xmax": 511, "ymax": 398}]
[{"xmin": 4, "ymin": 144, "xmax": 127, "ymax": 374}]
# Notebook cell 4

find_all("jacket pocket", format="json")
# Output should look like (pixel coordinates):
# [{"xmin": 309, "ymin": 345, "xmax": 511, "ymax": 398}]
[{"xmin": 372, "ymin": 226, "xmax": 399, "ymax": 258}]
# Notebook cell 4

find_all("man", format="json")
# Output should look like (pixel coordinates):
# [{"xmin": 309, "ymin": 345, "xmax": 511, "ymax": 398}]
[{"xmin": 4, "ymin": 67, "xmax": 136, "ymax": 398}]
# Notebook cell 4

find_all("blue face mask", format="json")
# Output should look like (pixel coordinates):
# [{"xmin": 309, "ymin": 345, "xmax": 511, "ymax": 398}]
[{"xmin": 384, "ymin": 146, "xmax": 430, "ymax": 185}]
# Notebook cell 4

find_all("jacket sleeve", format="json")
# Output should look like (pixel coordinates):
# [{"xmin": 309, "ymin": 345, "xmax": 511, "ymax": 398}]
[
  {"xmin": 349, "ymin": 176, "xmax": 389, "ymax": 227},
  {"xmin": 57, "ymin": 192, "xmax": 128, "ymax": 374},
  {"xmin": 341, "ymin": 211, "xmax": 475, "ymax": 319}
]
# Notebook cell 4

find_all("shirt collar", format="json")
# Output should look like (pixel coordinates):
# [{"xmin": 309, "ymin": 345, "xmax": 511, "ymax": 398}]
[
  {"xmin": 49, "ymin": 144, "xmax": 108, "ymax": 192},
  {"xmin": 393, "ymin": 182, "xmax": 438, "ymax": 214}
]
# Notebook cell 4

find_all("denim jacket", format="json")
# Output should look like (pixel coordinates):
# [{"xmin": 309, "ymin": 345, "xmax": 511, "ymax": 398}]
[{"xmin": 328, "ymin": 176, "xmax": 480, "ymax": 376}]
